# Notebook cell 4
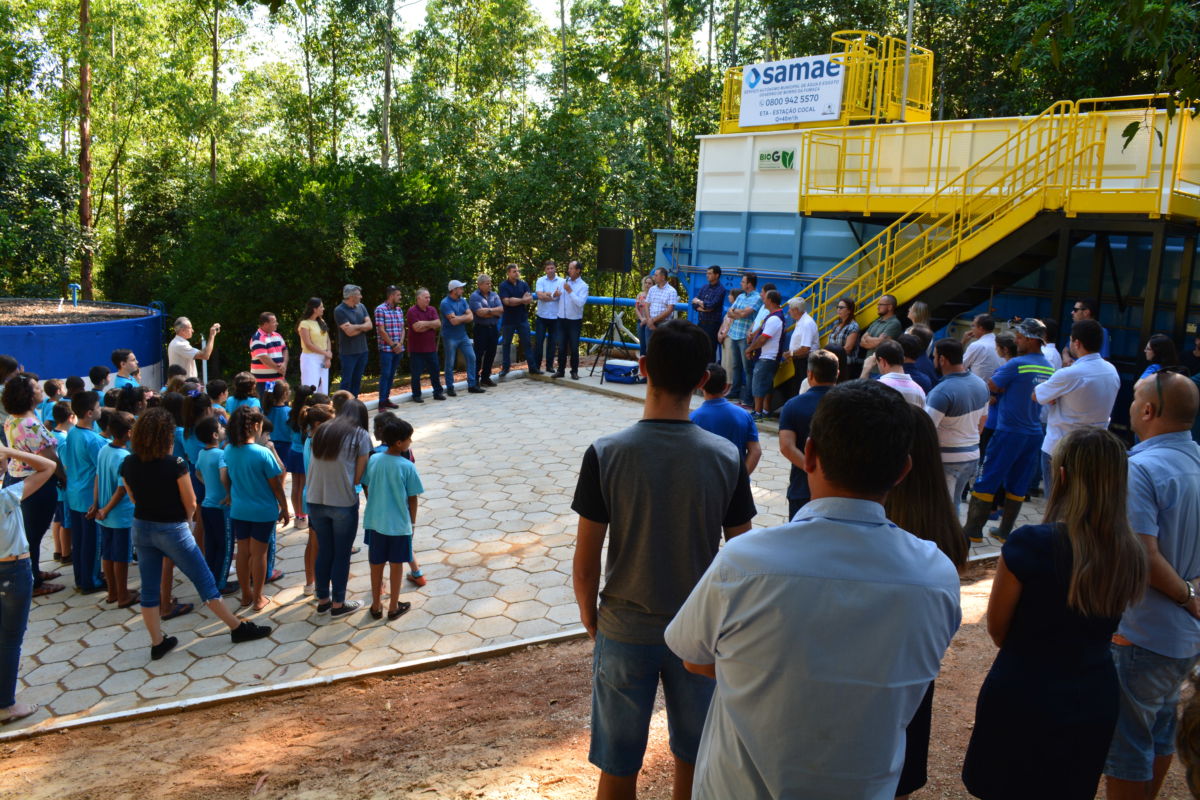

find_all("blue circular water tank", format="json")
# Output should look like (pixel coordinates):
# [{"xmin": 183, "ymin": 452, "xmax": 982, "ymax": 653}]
[{"xmin": 0, "ymin": 299, "xmax": 165, "ymax": 387}]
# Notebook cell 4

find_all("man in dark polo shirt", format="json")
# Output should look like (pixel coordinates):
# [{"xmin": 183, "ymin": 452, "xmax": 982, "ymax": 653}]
[
  {"xmin": 691, "ymin": 265, "xmax": 726, "ymax": 363},
  {"xmin": 404, "ymin": 288, "xmax": 444, "ymax": 402},
  {"xmin": 778, "ymin": 349, "xmax": 839, "ymax": 518},
  {"xmin": 498, "ymin": 263, "xmax": 535, "ymax": 378},
  {"xmin": 334, "ymin": 284, "xmax": 373, "ymax": 397},
  {"xmin": 572, "ymin": 319, "xmax": 756, "ymax": 799}
]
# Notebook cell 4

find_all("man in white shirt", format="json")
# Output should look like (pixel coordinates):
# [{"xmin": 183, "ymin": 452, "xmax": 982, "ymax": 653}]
[
  {"xmin": 782, "ymin": 297, "xmax": 819, "ymax": 398},
  {"xmin": 665, "ymin": 379, "xmax": 962, "ymax": 800},
  {"xmin": 534, "ymin": 259, "xmax": 565, "ymax": 374},
  {"xmin": 744, "ymin": 290, "xmax": 784, "ymax": 419},
  {"xmin": 1041, "ymin": 319, "xmax": 1063, "ymax": 370},
  {"xmin": 876, "ymin": 340, "xmax": 927, "ymax": 407},
  {"xmin": 963, "ymin": 314, "xmax": 1003, "ymax": 383},
  {"xmin": 1033, "ymin": 318, "xmax": 1120, "ymax": 486},
  {"xmin": 167, "ymin": 316, "xmax": 220, "ymax": 380},
  {"xmin": 644, "ymin": 267, "xmax": 680, "ymax": 347},
  {"xmin": 555, "ymin": 259, "xmax": 588, "ymax": 379}
]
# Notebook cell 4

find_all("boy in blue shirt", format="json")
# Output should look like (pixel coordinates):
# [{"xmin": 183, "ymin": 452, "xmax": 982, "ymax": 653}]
[
  {"xmin": 48, "ymin": 401, "xmax": 74, "ymax": 564},
  {"xmin": 61, "ymin": 391, "xmax": 106, "ymax": 593},
  {"xmin": 94, "ymin": 411, "xmax": 137, "ymax": 607},
  {"xmin": 964, "ymin": 319, "xmax": 1055, "ymax": 542},
  {"xmin": 194, "ymin": 416, "xmax": 238, "ymax": 596},
  {"xmin": 361, "ymin": 417, "xmax": 424, "ymax": 620},
  {"xmin": 689, "ymin": 364, "xmax": 761, "ymax": 475}
]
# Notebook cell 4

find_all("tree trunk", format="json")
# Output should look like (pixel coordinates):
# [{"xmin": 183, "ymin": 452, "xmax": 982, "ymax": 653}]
[
  {"xmin": 730, "ymin": 0, "xmax": 741, "ymax": 66},
  {"xmin": 559, "ymin": 0, "xmax": 567, "ymax": 98},
  {"xmin": 380, "ymin": 0, "xmax": 393, "ymax": 169},
  {"xmin": 330, "ymin": 29, "xmax": 339, "ymax": 164},
  {"xmin": 662, "ymin": 0, "xmax": 673, "ymax": 162},
  {"xmin": 301, "ymin": 3, "xmax": 316, "ymax": 166},
  {"xmin": 209, "ymin": 0, "xmax": 219, "ymax": 185},
  {"xmin": 111, "ymin": 22, "xmax": 121, "ymax": 246},
  {"xmin": 79, "ymin": 0, "xmax": 93, "ymax": 299}
]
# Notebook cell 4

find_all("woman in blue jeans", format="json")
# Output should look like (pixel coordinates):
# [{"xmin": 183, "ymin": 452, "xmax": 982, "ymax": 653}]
[
  {"xmin": 121, "ymin": 408, "xmax": 271, "ymax": 661},
  {"xmin": 0, "ymin": 444, "xmax": 55, "ymax": 724},
  {"xmin": 306, "ymin": 398, "xmax": 371, "ymax": 618}
]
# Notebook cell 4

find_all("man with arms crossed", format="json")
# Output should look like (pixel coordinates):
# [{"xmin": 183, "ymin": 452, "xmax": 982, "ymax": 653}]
[
  {"xmin": 573, "ymin": 320, "xmax": 756, "ymax": 800},
  {"xmin": 665, "ymin": 380, "xmax": 962, "ymax": 799},
  {"xmin": 1104, "ymin": 372, "xmax": 1200, "ymax": 800}
]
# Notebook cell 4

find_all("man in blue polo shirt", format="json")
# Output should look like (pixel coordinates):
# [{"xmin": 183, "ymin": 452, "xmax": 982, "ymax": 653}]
[
  {"xmin": 777, "ymin": 349, "xmax": 839, "ymax": 519},
  {"xmin": 498, "ymin": 263, "xmax": 535, "ymax": 378},
  {"xmin": 440, "ymin": 280, "xmax": 485, "ymax": 395},
  {"xmin": 690, "ymin": 364, "xmax": 761, "ymax": 476},
  {"xmin": 963, "ymin": 318, "xmax": 1054, "ymax": 543}
]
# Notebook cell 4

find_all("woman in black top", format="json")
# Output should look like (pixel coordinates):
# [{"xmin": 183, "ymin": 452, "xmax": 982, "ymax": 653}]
[{"xmin": 121, "ymin": 408, "xmax": 271, "ymax": 660}]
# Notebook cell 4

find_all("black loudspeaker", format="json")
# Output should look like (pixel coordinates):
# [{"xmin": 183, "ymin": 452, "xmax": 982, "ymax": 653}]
[{"xmin": 597, "ymin": 227, "xmax": 634, "ymax": 273}]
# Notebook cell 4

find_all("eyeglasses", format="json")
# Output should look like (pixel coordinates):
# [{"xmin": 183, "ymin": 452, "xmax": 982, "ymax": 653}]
[
  {"xmin": 1072, "ymin": 306, "xmax": 1086, "ymax": 312},
  {"xmin": 1152, "ymin": 366, "xmax": 1190, "ymax": 418},
  {"xmin": 836, "ymin": 304, "xmax": 848, "ymax": 309}
]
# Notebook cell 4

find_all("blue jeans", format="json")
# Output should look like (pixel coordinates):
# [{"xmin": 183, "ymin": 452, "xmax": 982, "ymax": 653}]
[
  {"xmin": 0, "ymin": 558, "xmax": 32, "ymax": 708},
  {"xmin": 378, "ymin": 349, "xmax": 400, "ymax": 402},
  {"xmin": 589, "ymin": 631, "xmax": 715, "ymax": 777},
  {"xmin": 444, "ymin": 336, "xmax": 477, "ymax": 389},
  {"xmin": 637, "ymin": 322, "xmax": 650, "ymax": 356},
  {"xmin": 309, "ymin": 503, "xmax": 358, "ymax": 603},
  {"xmin": 133, "ymin": 519, "xmax": 220, "ymax": 608},
  {"xmin": 751, "ymin": 358, "xmax": 778, "ymax": 399},
  {"xmin": 200, "ymin": 506, "xmax": 233, "ymax": 592},
  {"xmin": 500, "ymin": 319, "xmax": 532, "ymax": 372},
  {"xmin": 409, "ymin": 351, "xmax": 443, "ymax": 398},
  {"xmin": 339, "ymin": 350, "xmax": 368, "ymax": 396},
  {"xmin": 535, "ymin": 317, "xmax": 559, "ymax": 372},
  {"xmin": 1041, "ymin": 450, "xmax": 1054, "ymax": 496},
  {"xmin": 558, "ymin": 318, "xmax": 582, "ymax": 372},
  {"xmin": 68, "ymin": 508, "xmax": 104, "ymax": 592},
  {"xmin": 474, "ymin": 325, "xmax": 499, "ymax": 381},
  {"xmin": 728, "ymin": 338, "xmax": 752, "ymax": 404},
  {"xmin": 1106, "ymin": 642, "xmax": 1200, "ymax": 780},
  {"xmin": 943, "ymin": 459, "xmax": 978, "ymax": 513}
]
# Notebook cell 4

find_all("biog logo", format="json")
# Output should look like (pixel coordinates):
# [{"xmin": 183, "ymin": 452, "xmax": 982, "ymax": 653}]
[{"xmin": 745, "ymin": 67, "xmax": 762, "ymax": 89}]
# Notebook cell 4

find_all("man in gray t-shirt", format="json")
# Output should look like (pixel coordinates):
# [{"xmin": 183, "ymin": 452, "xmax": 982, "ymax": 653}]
[
  {"xmin": 334, "ymin": 284, "xmax": 372, "ymax": 397},
  {"xmin": 572, "ymin": 319, "xmax": 756, "ymax": 796}
]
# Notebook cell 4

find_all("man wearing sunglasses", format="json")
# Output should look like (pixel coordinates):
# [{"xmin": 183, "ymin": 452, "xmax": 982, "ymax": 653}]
[
  {"xmin": 1034, "ymin": 318, "xmax": 1120, "ymax": 489},
  {"xmin": 1070, "ymin": 298, "xmax": 1111, "ymax": 359}
]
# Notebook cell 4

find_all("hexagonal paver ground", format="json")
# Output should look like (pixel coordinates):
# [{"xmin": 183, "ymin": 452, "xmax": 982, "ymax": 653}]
[{"xmin": 8, "ymin": 374, "xmax": 1018, "ymax": 734}]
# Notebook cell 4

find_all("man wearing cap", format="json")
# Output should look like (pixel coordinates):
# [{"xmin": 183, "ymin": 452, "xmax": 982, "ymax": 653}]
[
  {"xmin": 375, "ymin": 286, "xmax": 406, "ymax": 409},
  {"xmin": 440, "ymin": 280, "xmax": 485, "ymax": 395},
  {"xmin": 335, "ymin": 284, "xmax": 373, "ymax": 397},
  {"xmin": 534, "ymin": 259, "xmax": 565, "ymax": 374},
  {"xmin": 963, "ymin": 318, "xmax": 1055, "ymax": 543},
  {"xmin": 470, "ymin": 274, "xmax": 503, "ymax": 387}
]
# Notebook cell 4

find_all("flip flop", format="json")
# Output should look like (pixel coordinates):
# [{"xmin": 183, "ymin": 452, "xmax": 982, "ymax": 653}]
[
  {"xmin": 161, "ymin": 601, "xmax": 193, "ymax": 620},
  {"xmin": 387, "ymin": 601, "xmax": 411, "ymax": 621},
  {"xmin": 118, "ymin": 591, "xmax": 141, "ymax": 609},
  {"xmin": 0, "ymin": 703, "xmax": 39, "ymax": 725},
  {"xmin": 32, "ymin": 583, "xmax": 64, "ymax": 597},
  {"xmin": 267, "ymin": 569, "xmax": 284, "ymax": 583}
]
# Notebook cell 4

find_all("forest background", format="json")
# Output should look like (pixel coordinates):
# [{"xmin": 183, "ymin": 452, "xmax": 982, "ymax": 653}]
[{"xmin": 1, "ymin": 0, "xmax": 1198, "ymax": 370}]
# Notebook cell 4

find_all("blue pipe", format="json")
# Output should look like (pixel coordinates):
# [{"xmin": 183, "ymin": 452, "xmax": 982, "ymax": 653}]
[
  {"xmin": 586, "ymin": 296, "xmax": 688, "ymax": 312},
  {"xmin": 67, "ymin": 284, "xmax": 81, "ymax": 307}
]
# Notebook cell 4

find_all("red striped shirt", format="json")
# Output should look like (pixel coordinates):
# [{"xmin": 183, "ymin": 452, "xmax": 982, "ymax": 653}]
[{"xmin": 250, "ymin": 329, "xmax": 285, "ymax": 383}]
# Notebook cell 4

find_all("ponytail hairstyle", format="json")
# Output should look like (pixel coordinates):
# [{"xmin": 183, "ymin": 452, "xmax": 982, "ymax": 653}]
[
  {"xmin": 288, "ymin": 384, "xmax": 317, "ymax": 433},
  {"xmin": 300, "ymin": 403, "xmax": 334, "ymax": 437},
  {"xmin": 228, "ymin": 405, "xmax": 265, "ymax": 446},
  {"xmin": 114, "ymin": 385, "xmax": 148, "ymax": 416},
  {"xmin": 231, "ymin": 372, "xmax": 257, "ymax": 400},
  {"xmin": 1044, "ymin": 428, "xmax": 1147, "ymax": 617},
  {"xmin": 311, "ymin": 400, "xmax": 368, "ymax": 461},
  {"xmin": 182, "ymin": 392, "xmax": 213, "ymax": 437},
  {"xmin": 264, "ymin": 380, "xmax": 291, "ymax": 413},
  {"xmin": 160, "ymin": 391, "xmax": 185, "ymax": 427}
]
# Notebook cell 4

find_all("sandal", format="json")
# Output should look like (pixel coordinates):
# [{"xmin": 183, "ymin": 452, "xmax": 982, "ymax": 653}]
[
  {"xmin": 387, "ymin": 601, "xmax": 411, "ymax": 621},
  {"xmin": 160, "ymin": 601, "xmax": 194, "ymax": 620},
  {"xmin": 40, "ymin": 570, "xmax": 62, "ymax": 581},
  {"xmin": 118, "ymin": 591, "xmax": 141, "ymax": 609},
  {"xmin": 267, "ymin": 569, "xmax": 284, "ymax": 583},
  {"xmin": 369, "ymin": 605, "xmax": 383, "ymax": 620},
  {"xmin": 32, "ymin": 583, "xmax": 64, "ymax": 597},
  {"xmin": 0, "ymin": 703, "xmax": 39, "ymax": 725}
]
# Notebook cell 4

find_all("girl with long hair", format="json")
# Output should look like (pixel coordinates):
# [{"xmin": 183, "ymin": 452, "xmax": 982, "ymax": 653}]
[
  {"xmin": 306, "ymin": 398, "xmax": 372, "ymax": 617},
  {"xmin": 121, "ymin": 408, "xmax": 270, "ymax": 661},
  {"xmin": 299, "ymin": 401, "xmax": 335, "ymax": 594},
  {"xmin": 224, "ymin": 406, "xmax": 289, "ymax": 612},
  {"xmin": 1141, "ymin": 333, "xmax": 1181, "ymax": 380},
  {"xmin": 963, "ymin": 428, "xmax": 1148, "ymax": 799},
  {"xmin": 884, "ymin": 405, "xmax": 967, "ymax": 799},
  {"xmin": 298, "ymin": 298, "xmax": 332, "ymax": 393},
  {"xmin": 827, "ymin": 297, "xmax": 861, "ymax": 379}
]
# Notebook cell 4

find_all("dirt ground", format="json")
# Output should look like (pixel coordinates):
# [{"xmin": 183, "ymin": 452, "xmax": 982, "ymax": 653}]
[
  {"xmin": 0, "ymin": 300, "xmax": 151, "ymax": 326},
  {"xmin": 0, "ymin": 563, "xmax": 1192, "ymax": 800}
]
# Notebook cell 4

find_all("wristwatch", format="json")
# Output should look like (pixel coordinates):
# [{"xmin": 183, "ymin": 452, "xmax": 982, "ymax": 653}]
[{"xmin": 1180, "ymin": 579, "xmax": 1195, "ymax": 606}]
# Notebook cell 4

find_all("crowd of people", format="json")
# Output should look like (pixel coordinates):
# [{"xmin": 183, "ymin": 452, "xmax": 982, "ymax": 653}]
[{"xmin": 2, "ymin": 267, "xmax": 1200, "ymax": 800}]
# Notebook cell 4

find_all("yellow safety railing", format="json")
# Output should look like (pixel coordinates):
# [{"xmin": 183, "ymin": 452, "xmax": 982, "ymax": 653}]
[{"xmin": 718, "ymin": 31, "xmax": 933, "ymax": 134}]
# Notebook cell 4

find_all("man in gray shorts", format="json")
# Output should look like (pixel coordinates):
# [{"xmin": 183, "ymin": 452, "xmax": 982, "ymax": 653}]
[{"xmin": 572, "ymin": 319, "xmax": 756, "ymax": 799}]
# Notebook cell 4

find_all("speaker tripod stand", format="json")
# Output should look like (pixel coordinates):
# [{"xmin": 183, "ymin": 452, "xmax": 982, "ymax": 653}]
[{"xmin": 589, "ymin": 275, "xmax": 637, "ymax": 384}]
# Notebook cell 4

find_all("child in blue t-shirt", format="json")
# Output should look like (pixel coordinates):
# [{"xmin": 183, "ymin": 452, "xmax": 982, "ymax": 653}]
[
  {"xmin": 193, "ymin": 416, "xmax": 236, "ymax": 595},
  {"xmin": 48, "ymin": 401, "xmax": 75, "ymax": 564},
  {"xmin": 361, "ymin": 416, "xmax": 424, "ymax": 620},
  {"xmin": 61, "ymin": 391, "xmax": 107, "ymax": 593},
  {"xmin": 225, "ymin": 372, "xmax": 262, "ymax": 415},
  {"xmin": 224, "ymin": 406, "xmax": 287, "ymax": 612},
  {"xmin": 93, "ymin": 411, "xmax": 137, "ymax": 607}
]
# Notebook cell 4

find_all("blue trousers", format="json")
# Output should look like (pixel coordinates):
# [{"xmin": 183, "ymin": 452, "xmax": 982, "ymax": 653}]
[
  {"xmin": 500, "ymin": 319, "xmax": 532, "ymax": 371},
  {"xmin": 133, "ymin": 519, "xmax": 221, "ymax": 608},
  {"xmin": 444, "ymin": 337, "xmax": 477, "ymax": 388},
  {"xmin": 728, "ymin": 338, "xmax": 753, "ymax": 405},
  {"xmin": 558, "ymin": 318, "xmax": 582, "ymax": 373},
  {"xmin": 339, "ymin": 350, "xmax": 368, "ymax": 396},
  {"xmin": 200, "ymin": 505, "xmax": 234, "ymax": 592},
  {"xmin": 0, "ymin": 559, "xmax": 32, "ymax": 708},
  {"xmin": 409, "ymin": 351, "xmax": 442, "ymax": 398},
  {"xmin": 474, "ymin": 325, "xmax": 499, "ymax": 381},
  {"xmin": 68, "ymin": 508, "xmax": 104, "ymax": 592},
  {"xmin": 535, "ymin": 317, "xmax": 559, "ymax": 372},
  {"xmin": 309, "ymin": 503, "xmax": 358, "ymax": 603},
  {"xmin": 378, "ymin": 349, "xmax": 400, "ymax": 402}
]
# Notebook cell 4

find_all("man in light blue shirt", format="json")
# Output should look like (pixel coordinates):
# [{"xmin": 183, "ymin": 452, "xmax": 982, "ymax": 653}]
[
  {"xmin": 1034, "ymin": 319, "xmax": 1119, "ymax": 484},
  {"xmin": 666, "ymin": 380, "xmax": 962, "ymax": 800},
  {"xmin": 440, "ymin": 280, "xmax": 484, "ymax": 395},
  {"xmin": 1104, "ymin": 371, "xmax": 1200, "ymax": 797},
  {"xmin": 723, "ymin": 273, "xmax": 761, "ymax": 406}
]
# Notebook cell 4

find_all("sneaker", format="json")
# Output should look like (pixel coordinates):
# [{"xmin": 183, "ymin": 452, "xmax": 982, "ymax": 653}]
[
  {"xmin": 445, "ymin": 388, "xmax": 457, "ymax": 397},
  {"xmin": 433, "ymin": 394, "xmax": 446, "ymax": 401},
  {"xmin": 294, "ymin": 515, "xmax": 308, "ymax": 530},
  {"xmin": 480, "ymin": 378, "xmax": 497, "ymax": 387},
  {"xmin": 468, "ymin": 386, "xmax": 486, "ymax": 394},
  {"xmin": 303, "ymin": 582, "xmax": 315, "ymax": 596},
  {"xmin": 378, "ymin": 399, "xmax": 399, "ymax": 410},
  {"xmin": 316, "ymin": 600, "xmax": 332, "ymax": 614},
  {"xmin": 330, "ymin": 600, "xmax": 362, "ymax": 618},
  {"xmin": 150, "ymin": 635, "xmax": 178, "ymax": 661},
  {"xmin": 406, "ymin": 572, "xmax": 427, "ymax": 587},
  {"xmin": 412, "ymin": 396, "xmax": 424, "ymax": 403},
  {"xmin": 230, "ymin": 620, "xmax": 272, "ymax": 643}
]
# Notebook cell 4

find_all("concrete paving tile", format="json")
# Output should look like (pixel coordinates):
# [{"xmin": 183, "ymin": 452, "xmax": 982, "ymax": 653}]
[
  {"xmin": 535, "ymin": 585, "xmax": 574, "ymax": 606},
  {"xmin": 451, "ymin": 566, "xmax": 491, "ymax": 584},
  {"xmin": 446, "ymin": 551, "xmax": 483, "ymax": 568},
  {"xmin": 225, "ymin": 658, "xmax": 276, "ymax": 685},
  {"xmin": 421, "ymin": 578, "xmax": 462, "ymax": 597},
  {"xmin": 44, "ymin": 621, "xmax": 92, "ymax": 644},
  {"xmin": 138, "ymin": 673, "xmax": 189, "ymax": 700},
  {"xmin": 526, "ymin": 571, "xmax": 566, "ymax": 589},
  {"xmin": 62, "ymin": 664, "xmax": 111, "ymax": 691},
  {"xmin": 56, "ymin": 605, "xmax": 105, "ymax": 625},
  {"xmin": 462, "ymin": 597, "xmax": 508, "ymax": 620},
  {"xmin": 349, "ymin": 648, "xmax": 400, "ymax": 669},
  {"xmin": 513, "ymin": 618, "xmax": 564, "ymax": 638},
  {"xmin": 466, "ymin": 529, "xmax": 506, "ymax": 543},
  {"xmin": 495, "ymin": 583, "xmax": 538, "ymax": 603},
  {"xmin": 308, "ymin": 622, "xmax": 357, "ymax": 647},
  {"xmin": 50, "ymin": 687, "xmax": 103, "ymax": 716},
  {"xmin": 272, "ymin": 620, "xmax": 319, "ymax": 644},
  {"xmin": 505, "ymin": 600, "xmax": 550, "ymax": 622},
  {"xmin": 99, "ymin": 669, "xmax": 149, "ymax": 696},
  {"xmin": 430, "ymin": 632, "xmax": 483, "ymax": 655},
  {"xmin": 469, "ymin": 616, "xmax": 516, "ymax": 639},
  {"xmin": 187, "ymin": 654, "xmax": 236, "ymax": 680},
  {"xmin": 23, "ymin": 660, "xmax": 72, "ymax": 687},
  {"xmin": 392, "ymin": 628, "xmax": 441, "ymax": 654},
  {"xmin": 145, "ymin": 650, "xmax": 197, "ymax": 676},
  {"xmin": 458, "ymin": 580, "xmax": 499, "ymax": 600},
  {"xmin": 187, "ymin": 677, "xmax": 232, "ymax": 696},
  {"xmin": 420, "ymin": 594, "xmax": 467, "ymax": 615},
  {"xmin": 34, "ymin": 641, "xmax": 82, "ymax": 664},
  {"xmin": 310, "ymin": 646, "xmax": 357, "ymax": 669},
  {"xmin": 428, "ymin": 614, "xmax": 473, "ymax": 636}
]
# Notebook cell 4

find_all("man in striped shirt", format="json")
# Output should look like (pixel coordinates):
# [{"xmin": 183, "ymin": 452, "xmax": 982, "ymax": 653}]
[
  {"xmin": 249, "ymin": 312, "xmax": 287, "ymax": 397},
  {"xmin": 375, "ymin": 286, "xmax": 406, "ymax": 409},
  {"xmin": 925, "ymin": 338, "xmax": 990, "ymax": 512}
]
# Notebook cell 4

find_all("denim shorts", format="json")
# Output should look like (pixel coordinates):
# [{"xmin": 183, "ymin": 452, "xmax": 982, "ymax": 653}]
[
  {"xmin": 751, "ymin": 358, "xmax": 778, "ymax": 398},
  {"xmin": 589, "ymin": 631, "xmax": 715, "ymax": 777},
  {"xmin": 285, "ymin": 447, "xmax": 306, "ymax": 474},
  {"xmin": 99, "ymin": 526, "xmax": 133, "ymax": 563},
  {"xmin": 367, "ymin": 532, "xmax": 413, "ymax": 565},
  {"xmin": 232, "ymin": 519, "xmax": 274, "ymax": 543},
  {"xmin": 1105, "ymin": 642, "xmax": 1200, "ymax": 781}
]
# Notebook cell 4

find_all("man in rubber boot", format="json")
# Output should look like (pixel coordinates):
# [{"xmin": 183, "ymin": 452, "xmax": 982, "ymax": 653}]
[{"xmin": 963, "ymin": 318, "xmax": 1055, "ymax": 544}]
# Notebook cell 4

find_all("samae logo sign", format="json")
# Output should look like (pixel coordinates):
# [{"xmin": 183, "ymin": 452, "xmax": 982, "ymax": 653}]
[
  {"xmin": 739, "ymin": 54, "xmax": 845, "ymax": 128},
  {"xmin": 757, "ymin": 149, "xmax": 797, "ymax": 170}
]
